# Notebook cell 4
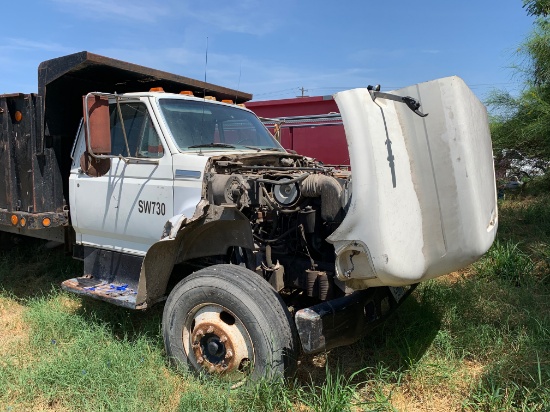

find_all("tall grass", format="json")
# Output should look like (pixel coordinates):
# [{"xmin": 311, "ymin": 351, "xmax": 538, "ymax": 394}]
[
  {"xmin": 474, "ymin": 239, "xmax": 535, "ymax": 285},
  {"xmin": 1, "ymin": 195, "xmax": 549, "ymax": 411}
]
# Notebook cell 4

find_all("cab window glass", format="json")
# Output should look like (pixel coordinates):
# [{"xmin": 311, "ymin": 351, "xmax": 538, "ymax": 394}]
[
  {"xmin": 109, "ymin": 102, "xmax": 164, "ymax": 158},
  {"xmin": 221, "ymin": 119, "xmax": 257, "ymax": 145},
  {"xmin": 159, "ymin": 99, "xmax": 283, "ymax": 152}
]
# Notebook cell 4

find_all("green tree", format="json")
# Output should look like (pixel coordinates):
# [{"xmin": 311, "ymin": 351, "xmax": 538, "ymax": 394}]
[
  {"xmin": 523, "ymin": 0, "xmax": 550, "ymax": 17},
  {"xmin": 488, "ymin": 2, "xmax": 550, "ymax": 180}
]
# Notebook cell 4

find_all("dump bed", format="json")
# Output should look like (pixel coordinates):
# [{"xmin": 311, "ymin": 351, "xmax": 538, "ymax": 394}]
[{"xmin": 0, "ymin": 93, "xmax": 65, "ymax": 232}]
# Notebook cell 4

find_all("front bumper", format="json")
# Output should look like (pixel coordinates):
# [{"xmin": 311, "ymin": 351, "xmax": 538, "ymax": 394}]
[{"xmin": 294, "ymin": 285, "xmax": 416, "ymax": 354}]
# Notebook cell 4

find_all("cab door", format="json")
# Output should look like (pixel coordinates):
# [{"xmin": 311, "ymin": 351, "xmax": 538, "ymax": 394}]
[{"xmin": 71, "ymin": 98, "xmax": 173, "ymax": 255}]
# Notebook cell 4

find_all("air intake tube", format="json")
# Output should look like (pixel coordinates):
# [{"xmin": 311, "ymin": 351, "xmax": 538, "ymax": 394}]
[{"xmin": 300, "ymin": 175, "xmax": 343, "ymax": 221}]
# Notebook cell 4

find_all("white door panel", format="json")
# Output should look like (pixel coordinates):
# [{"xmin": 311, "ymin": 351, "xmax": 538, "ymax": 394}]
[
  {"xmin": 74, "ymin": 160, "xmax": 173, "ymax": 254},
  {"xmin": 72, "ymin": 99, "xmax": 174, "ymax": 255}
]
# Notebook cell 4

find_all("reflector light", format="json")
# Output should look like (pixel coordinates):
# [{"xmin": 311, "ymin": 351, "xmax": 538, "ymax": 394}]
[
  {"xmin": 20, "ymin": 217, "xmax": 26, "ymax": 227},
  {"xmin": 14, "ymin": 111, "xmax": 22, "ymax": 122},
  {"xmin": 237, "ymin": 104, "xmax": 246, "ymax": 108},
  {"xmin": 149, "ymin": 87, "xmax": 165, "ymax": 92},
  {"xmin": 42, "ymin": 217, "xmax": 52, "ymax": 227},
  {"xmin": 204, "ymin": 96, "xmax": 216, "ymax": 101},
  {"xmin": 221, "ymin": 99, "xmax": 234, "ymax": 104},
  {"xmin": 180, "ymin": 91, "xmax": 194, "ymax": 96},
  {"xmin": 11, "ymin": 215, "xmax": 18, "ymax": 225}
]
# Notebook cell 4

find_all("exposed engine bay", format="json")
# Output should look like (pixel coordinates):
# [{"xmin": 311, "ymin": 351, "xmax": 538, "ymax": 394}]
[{"xmin": 204, "ymin": 153, "xmax": 352, "ymax": 301}]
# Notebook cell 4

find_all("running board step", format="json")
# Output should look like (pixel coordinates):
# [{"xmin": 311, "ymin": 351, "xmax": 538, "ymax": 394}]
[{"xmin": 61, "ymin": 277, "xmax": 142, "ymax": 309}]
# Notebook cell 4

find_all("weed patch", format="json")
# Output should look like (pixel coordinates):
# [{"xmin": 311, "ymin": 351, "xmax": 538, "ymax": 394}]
[
  {"xmin": 1, "ymin": 197, "xmax": 550, "ymax": 411},
  {"xmin": 474, "ymin": 239, "xmax": 535, "ymax": 285}
]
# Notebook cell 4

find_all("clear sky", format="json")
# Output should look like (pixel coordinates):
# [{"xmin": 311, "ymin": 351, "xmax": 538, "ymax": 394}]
[{"xmin": 0, "ymin": 1, "xmax": 535, "ymax": 104}]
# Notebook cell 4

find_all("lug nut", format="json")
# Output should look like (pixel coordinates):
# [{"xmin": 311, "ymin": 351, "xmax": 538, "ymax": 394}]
[
  {"xmin": 206, "ymin": 326, "xmax": 214, "ymax": 334},
  {"xmin": 195, "ymin": 329, "xmax": 204, "ymax": 337},
  {"xmin": 220, "ymin": 335, "xmax": 227, "ymax": 343},
  {"xmin": 197, "ymin": 356, "xmax": 204, "ymax": 364},
  {"xmin": 225, "ymin": 350, "xmax": 233, "ymax": 359}
]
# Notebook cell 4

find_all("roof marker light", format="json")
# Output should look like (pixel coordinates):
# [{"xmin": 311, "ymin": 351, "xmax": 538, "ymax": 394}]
[
  {"xmin": 14, "ymin": 111, "xmax": 23, "ymax": 122},
  {"xmin": 11, "ymin": 215, "xmax": 18, "ymax": 226},
  {"xmin": 180, "ymin": 91, "xmax": 194, "ymax": 96},
  {"xmin": 204, "ymin": 96, "xmax": 216, "ymax": 101},
  {"xmin": 149, "ymin": 87, "xmax": 165, "ymax": 92},
  {"xmin": 221, "ymin": 99, "xmax": 234, "ymax": 104},
  {"xmin": 20, "ymin": 217, "xmax": 26, "ymax": 227},
  {"xmin": 42, "ymin": 217, "xmax": 52, "ymax": 227}
]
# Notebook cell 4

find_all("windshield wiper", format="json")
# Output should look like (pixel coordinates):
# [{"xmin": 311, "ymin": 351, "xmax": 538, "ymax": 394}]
[
  {"xmin": 244, "ymin": 146, "xmax": 285, "ymax": 152},
  {"xmin": 188, "ymin": 143, "xmax": 236, "ymax": 149}
]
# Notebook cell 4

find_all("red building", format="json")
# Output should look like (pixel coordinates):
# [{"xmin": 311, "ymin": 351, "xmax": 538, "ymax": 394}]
[{"xmin": 246, "ymin": 95, "xmax": 350, "ymax": 166}]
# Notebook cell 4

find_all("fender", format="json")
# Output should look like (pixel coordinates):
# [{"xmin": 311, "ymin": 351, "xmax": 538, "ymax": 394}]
[{"xmin": 135, "ymin": 200, "xmax": 255, "ymax": 307}]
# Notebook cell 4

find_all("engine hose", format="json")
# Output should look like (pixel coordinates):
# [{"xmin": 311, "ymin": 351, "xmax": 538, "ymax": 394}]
[
  {"xmin": 256, "ymin": 173, "xmax": 309, "ymax": 185},
  {"xmin": 252, "ymin": 226, "xmax": 297, "ymax": 245},
  {"xmin": 300, "ymin": 174, "xmax": 343, "ymax": 221}
]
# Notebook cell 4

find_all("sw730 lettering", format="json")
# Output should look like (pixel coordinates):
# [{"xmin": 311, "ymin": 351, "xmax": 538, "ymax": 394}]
[{"xmin": 138, "ymin": 200, "xmax": 166, "ymax": 216}]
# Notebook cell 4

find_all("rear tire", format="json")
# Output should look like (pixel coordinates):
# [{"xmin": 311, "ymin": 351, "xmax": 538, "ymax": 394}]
[{"xmin": 162, "ymin": 264, "xmax": 298, "ymax": 384}]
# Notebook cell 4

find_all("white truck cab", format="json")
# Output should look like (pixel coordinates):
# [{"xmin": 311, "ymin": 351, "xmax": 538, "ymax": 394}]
[{"xmin": 69, "ymin": 93, "xmax": 282, "ymax": 255}]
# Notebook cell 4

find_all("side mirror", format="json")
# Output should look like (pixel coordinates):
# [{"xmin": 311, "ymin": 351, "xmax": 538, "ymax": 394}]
[{"xmin": 83, "ymin": 94, "xmax": 111, "ymax": 155}]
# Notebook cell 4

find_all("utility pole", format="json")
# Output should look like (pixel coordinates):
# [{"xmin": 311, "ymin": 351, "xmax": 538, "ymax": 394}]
[{"xmin": 298, "ymin": 87, "xmax": 308, "ymax": 97}]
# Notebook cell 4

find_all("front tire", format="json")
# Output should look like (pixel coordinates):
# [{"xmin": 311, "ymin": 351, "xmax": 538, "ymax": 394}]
[{"xmin": 162, "ymin": 264, "xmax": 298, "ymax": 383}]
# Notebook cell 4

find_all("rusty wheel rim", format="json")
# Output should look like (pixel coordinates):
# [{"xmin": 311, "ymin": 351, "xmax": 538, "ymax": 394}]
[{"xmin": 182, "ymin": 303, "xmax": 254, "ymax": 383}]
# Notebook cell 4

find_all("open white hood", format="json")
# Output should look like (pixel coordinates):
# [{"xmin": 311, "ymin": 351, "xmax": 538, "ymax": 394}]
[{"xmin": 328, "ymin": 76, "xmax": 497, "ymax": 288}]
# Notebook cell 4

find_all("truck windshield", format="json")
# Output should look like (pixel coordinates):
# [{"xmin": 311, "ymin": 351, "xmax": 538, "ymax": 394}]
[{"xmin": 158, "ymin": 99, "xmax": 284, "ymax": 152}]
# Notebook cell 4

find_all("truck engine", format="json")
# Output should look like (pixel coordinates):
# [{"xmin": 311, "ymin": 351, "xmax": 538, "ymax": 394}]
[{"xmin": 205, "ymin": 153, "xmax": 351, "ymax": 301}]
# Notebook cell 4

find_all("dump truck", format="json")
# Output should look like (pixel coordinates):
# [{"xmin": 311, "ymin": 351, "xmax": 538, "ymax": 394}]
[{"xmin": 0, "ymin": 52, "xmax": 497, "ymax": 383}]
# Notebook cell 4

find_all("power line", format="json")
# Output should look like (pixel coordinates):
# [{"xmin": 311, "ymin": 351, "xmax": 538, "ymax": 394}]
[
  {"xmin": 254, "ymin": 81, "xmax": 520, "ymax": 99},
  {"xmin": 253, "ymin": 87, "xmax": 301, "ymax": 97}
]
